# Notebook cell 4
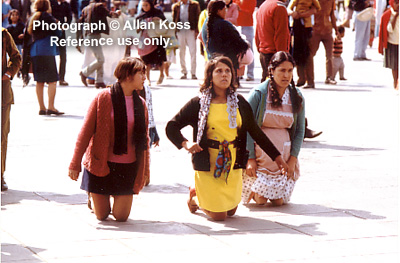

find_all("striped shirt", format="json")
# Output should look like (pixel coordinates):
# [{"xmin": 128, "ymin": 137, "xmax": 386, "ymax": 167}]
[{"xmin": 333, "ymin": 37, "xmax": 343, "ymax": 57}]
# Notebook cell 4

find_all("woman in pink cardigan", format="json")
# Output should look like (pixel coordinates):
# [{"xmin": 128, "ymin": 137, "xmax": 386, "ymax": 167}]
[{"xmin": 68, "ymin": 57, "xmax": 149, "ymax": 222}]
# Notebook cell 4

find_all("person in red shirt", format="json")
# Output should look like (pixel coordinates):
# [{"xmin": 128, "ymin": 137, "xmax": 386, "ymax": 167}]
[
  {"xmin": 234, "ymin": 0, "xmax": 256, "ymax": 81},
  {"xmin": 255, "ymin": 0, "xmax": 290, "ymax": 82}
]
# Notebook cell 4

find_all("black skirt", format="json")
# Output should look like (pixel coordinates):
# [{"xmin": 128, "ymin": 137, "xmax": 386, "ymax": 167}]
[
  {"xmin": 141, "ymin": 45, "xmax": 167, "ymax": 66},
  {"xmin": 31, "ymin": 56, "xmax": 59, "ymax": 82},
  {"xmin": 81, "ymin": 162, "xmax": 138, "ymax": 195},
  {"xmin": 384, "ymin": 42, "xmax": 398, "ymax": 71}
]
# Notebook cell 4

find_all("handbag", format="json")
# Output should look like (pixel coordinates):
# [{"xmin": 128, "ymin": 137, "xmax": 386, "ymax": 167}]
[{"xmin": 356, "ymin": 7, "xmax": 374, "ymax": 22}]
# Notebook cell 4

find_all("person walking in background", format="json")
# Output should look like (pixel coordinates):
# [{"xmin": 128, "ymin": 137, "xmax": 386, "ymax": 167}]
[
  {"xmin": 234, "ymin": 0, "xmax": 256, "ymax": 81},
  {"xmin": 77, "ymin": 0, "xmax": 115, "ymax": 89},
  {"xmin": 50, "ymin": 0, "xmax": 72, "ymax": 86},
  {"xmin": 298, "ymin": 0, "xmax": 338, "ymax": 89},
  {"xmin": 2, "ymin": 27, "xmax": 22, "ymax": 191},
  {"xmin": 287, "ymin": 0, "xmax": 320, "ymax": 87},
  {"xmin": 255, "ymin": 0, "xmax": 290, "ymax": 82},
  {"xmin": 198, "ymin": 0, "xmax": 210, "ymax": 60},
  {"xmin": 201, "ymin": 0, "xmax": 249, "ymax": 73},
  {"xmin": 10, "ymin": 0, "xmax": 31, "ymax": 23},
  {"xmin": 172, "ymin": 0, "xmax": 200, "ymax": 79},
  {"xmin": 378, "ymin": 0, "xmax": 399, "ymax": 90},
  {"xmin": 223, "ymin": 0, "xmax": 238, "ymax": 25},
  {"xmin": 137, "ymin": 0, "xmax": 167, "ymax": 85},
  {"xmin": 28, "ymin": 0, "xmax": 64, "ymax": 116},
  {"xmin": 166, "ymin": 56, "xmax": 288, "ymax": 221},
  {"xmin": 6, "ymin": 9, "xmax": 25, "ymax": 56},
  {"xmin": 242, "ymin": 51, "xmax": 305, "ymax": 206},
  {"xmin": 68, "ymin": 57, "xmax": 149, "ymax": 222},
  {"xmin": 352, "ymin": 0, "xmax": 372, "ymax": 60},
  {"xmin": 332, "ymin": 25, "xmax": 347, "ymax": 82}
]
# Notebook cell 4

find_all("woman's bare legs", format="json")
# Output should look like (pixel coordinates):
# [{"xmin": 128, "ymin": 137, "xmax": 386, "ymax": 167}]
[
  {"xmin": 392, "ymin": 69, "xmax": 399, "ymax": 90},
  {"xmin": 157, "ymin": 63, "xmax": 165, "ymax": 85},
  {"xmin": 90, "ymin": 193, "xmax": 133, "ymax": 221},
  {"xmin": 187, "ymin": 186, "xmax": 199, "ymax": 213},
  {"xmin": 90, "ymin": 193, "xmax": 111, "ymax": 221},
  {"xmin": 253, "ymin": 193, "xmax": 284, "ymax": 206},
  {"xmin": 270, "ymin": 198, "xmax": 284, "ymax": 206},
  {"xmin": 164, "ymin": 61, "xmax": 171, "ymax": 78},
  {"xmin": 47, "ymin": 81, "xmax": 57, "ymax": 111},
  {"xmin": 36, "ymin": 82, "xmax": 46, "ymax": 111},
  {"xmin": 112, "ymin": 195, "xmax": 133, "ymax": 222},
  {"xmin": 145, "ymin": 65, "xmax": 151, "ymax": 86},
  {"xmin": 253, "ymin": 193, "xmax": 268, "ymax": 205},
  {"xmin": 203, "ymin": 206, "xmax": 238, "ymax": 221}
]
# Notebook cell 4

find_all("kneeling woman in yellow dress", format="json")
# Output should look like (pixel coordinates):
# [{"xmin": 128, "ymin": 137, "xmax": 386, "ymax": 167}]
[{"xmin": 166, "ymin": 56, "xmax": 288, "ymax": 221}]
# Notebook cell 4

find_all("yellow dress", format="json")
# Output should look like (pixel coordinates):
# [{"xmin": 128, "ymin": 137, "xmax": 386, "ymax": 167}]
[{"xmin": 195, "ymin": 103, "xmax": 243, "ymax": 212}]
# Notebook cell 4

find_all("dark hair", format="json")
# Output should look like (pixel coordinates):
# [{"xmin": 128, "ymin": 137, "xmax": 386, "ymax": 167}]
[
  {"xmin": 114, "ymin": 57, "xmax": 146, "ymax": 82},
  {"xmin": 8, "ymin": 9, "xmax": 21, "ymax": 24},
  {"xmin": 206, "ymin": 0, "xmax": 226, "ymax": 47},
  {"xmin": 338, "ymin": 25, "xmax": 345, "ymax": 34},
  {"xmin": 268, "ymin": 51, "xmax": 303, "ymax": 113},
  {"xmin": 200, "ymin": 55, "xmax": 238, "ymax": 95}
]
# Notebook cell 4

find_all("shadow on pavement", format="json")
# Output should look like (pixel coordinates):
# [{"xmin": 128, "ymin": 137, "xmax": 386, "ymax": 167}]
[
  {"xmin": 302, "ymin": 141, "xmax": 384, "ymax": 151},
  {"xmin": 95, "ymin": 216, "xmax": 327, "ymax": 236},
  {"xmin": 140, "ymin": 183, "xmax": 188, "ymax": 194},
  {"xmin": 1, "ymin": 189, "xmax": 87, "ymax": 207},
  {"xmin": 1, "ymin": 243, "xmax": 45, "ymax": 262},
  {"xmin": 245, "ymin": 203, "xmax": 385, "ymax": 220},
  {"xmin": 41, "ymin": 114, "xmax": 84, "ymax": 120}
]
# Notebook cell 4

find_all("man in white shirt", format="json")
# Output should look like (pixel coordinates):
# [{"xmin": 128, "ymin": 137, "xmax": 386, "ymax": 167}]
[{"xmin": 172, "ymin": 0, "xmax": 200, "ymax": 79}]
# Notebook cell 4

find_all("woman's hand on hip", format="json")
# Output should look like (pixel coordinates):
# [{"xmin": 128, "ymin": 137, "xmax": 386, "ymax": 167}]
[
  {"xmin": 246, "ymin": 158, "xmax": 257, "ymax": 177},
  {"xmin": 68, "ymin": 170, "xmax": 79, "ymax": 181},
  {"xmin": 182, "ymin": 141, "xmax": 203, "ymax": 154}
]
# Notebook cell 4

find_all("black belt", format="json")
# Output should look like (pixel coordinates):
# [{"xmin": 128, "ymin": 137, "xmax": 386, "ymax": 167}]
[{"xmin": 207, "ymin": 139, "xmax": 237, "ymax": 149}]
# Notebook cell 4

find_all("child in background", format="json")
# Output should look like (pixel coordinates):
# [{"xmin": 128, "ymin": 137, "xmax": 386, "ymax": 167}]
[
  {"xmin": 7, "ymin": 9, "xmax": 25, "ymax": 55},
  {"xmin": 163, "ymin": 34, "xmax": 179, "ymax": 79},
  {"xmin": 288, "ymin": 0, "xmax": 321, "ymax": 28},
  {"xmin": 332, "ymin": 25, "xmax": 347, "ymax": 81}
]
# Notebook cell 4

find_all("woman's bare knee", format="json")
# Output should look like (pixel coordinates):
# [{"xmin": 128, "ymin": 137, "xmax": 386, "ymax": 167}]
[
  {"xmin": 113, "ymin": 213, "xmax": 129, "ymax": 222},
  {"xmin": 227, "ymin": 206, "xmax": 238, "ymax": 217},
  {"xmin": 90, "ymin": 193, "xmax": 111, "ymax": 221},
  {"xmin": 204, "ymin": 210, "xmax": 228, "ymax": 221},
  {"xmin": 270, "ymin": 198, "xmax": 284, "ymax": 206},
  {"xmin": 95, "ymin": 211, "xmax": 110, "ymax": 221},
  {"xmin": 254, "ymin": 194, "xmax": 268, "ymax": 205},
  {"xmin": 112, "ymin": 195, "xmax": 133, "ymax": 222}
]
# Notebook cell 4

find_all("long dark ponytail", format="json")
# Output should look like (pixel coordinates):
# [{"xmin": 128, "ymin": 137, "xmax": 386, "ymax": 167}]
[{"xmin": 206, "ymin": 0, "xmax": 226, "ymax": 47}]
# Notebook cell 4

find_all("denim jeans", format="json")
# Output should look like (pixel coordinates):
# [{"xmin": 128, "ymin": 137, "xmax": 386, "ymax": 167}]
[{"xmin": 240, "ymin": 26, "xmax": 254, "ymax": 79}]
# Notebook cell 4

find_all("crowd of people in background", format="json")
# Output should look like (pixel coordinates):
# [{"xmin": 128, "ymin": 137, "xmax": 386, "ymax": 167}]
[
  {"xmin": 1, "ymin": 0, "xmax": 397, "ymax": 90},
  {"xmin": 1, "ymin": 0, "xmax": 399, "ymax": 221}
]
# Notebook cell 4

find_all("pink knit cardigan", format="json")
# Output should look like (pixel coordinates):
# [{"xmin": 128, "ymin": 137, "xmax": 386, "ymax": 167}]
[{"xmin": 69, "ymin": 89, "xmax": 149, "ymax": 194}]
